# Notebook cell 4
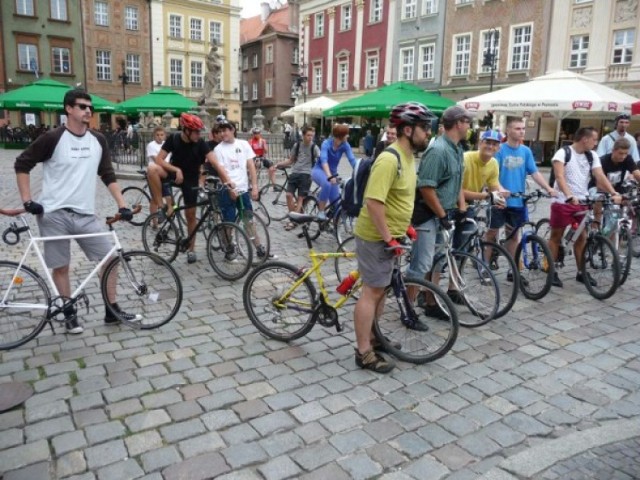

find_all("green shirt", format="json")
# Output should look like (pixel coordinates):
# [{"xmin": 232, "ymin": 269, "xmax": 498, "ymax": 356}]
[
  {"xmin": 417, "ymin": 134, "xmax": 464, "ymax": 211},
  {"xmin": 354, "ymin": 142, "xmax": 417, "ymax": 242}
]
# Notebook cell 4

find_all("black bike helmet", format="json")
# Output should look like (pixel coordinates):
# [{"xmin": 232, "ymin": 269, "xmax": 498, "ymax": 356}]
[{"xmin": 389, "ymin": 102, "xmax": 435, "ymax": 128}]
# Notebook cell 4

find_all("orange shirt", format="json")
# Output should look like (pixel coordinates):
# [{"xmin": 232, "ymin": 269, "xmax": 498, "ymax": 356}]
[{"xmin": 249, "ymin": 137, "xmax": 267, "ymax": 157}]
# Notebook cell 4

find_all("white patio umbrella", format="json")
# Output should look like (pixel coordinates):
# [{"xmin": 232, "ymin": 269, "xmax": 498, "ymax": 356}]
[
  {"xmin": 281, "ymin": 96, "xmax": 339, "ymax": 118},
  {"xmin": 459, "ymin": 70, "xmax": 638, "ymax": 118}
]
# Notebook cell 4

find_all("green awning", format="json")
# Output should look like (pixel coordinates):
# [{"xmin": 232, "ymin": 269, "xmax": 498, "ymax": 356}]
[{"xmin": 115, "ymin": 88, "xmax": 197, "ymax": 115}]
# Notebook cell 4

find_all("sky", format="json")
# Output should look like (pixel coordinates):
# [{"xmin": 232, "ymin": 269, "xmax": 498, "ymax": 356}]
[{"xmin": 240, "ymin": 0, "xmax": 288, "ymax": 18}]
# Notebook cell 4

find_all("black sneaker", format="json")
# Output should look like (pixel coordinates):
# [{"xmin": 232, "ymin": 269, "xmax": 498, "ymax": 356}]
[
  {"xmin": 354, "ymin": 348, "xmax": 395, "ymax": 373},
  {"xmin": 423, "ymin": 303, "xmax": 450, "ymax": 321},
  {"xmin": 552, "ymin": 272, "xmax": 564, "ymax": 288},
  {"xmin": 447, "ymin": 290, "xmax": 466, "ymax": 305},
  {"xmin": 187, "ymin": 251, "xmax": 197, "ymax": 264},
  {"xmin": 65, "ymin": 313, "xmax": 84, "ymax": 334},
  {"xmin": 507, "ymin": 271, "xmax": 529, "ymax": 287},
  {"xmin": 371, "ymin": 336, "xmax": 402, "ymax": 353},
  {"xmin": 225, "ymin": 246, "xmax": 238, "ymax": 263},
  {"xmin": 576, "ymin": 271, "xmax": 597, "ymax": 287},
  {"xmin": 256, "ymin": 245, "xmax": 276, "ymax": 259},
  {"xmin": 105, "ymin": 308, "xmax": 142, "ymax": 324}
]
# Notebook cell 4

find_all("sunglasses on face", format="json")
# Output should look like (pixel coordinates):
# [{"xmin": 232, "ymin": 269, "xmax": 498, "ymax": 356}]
[{"xmin": 74, "ymin": 103, "xmax": 94, "ymax": 112}]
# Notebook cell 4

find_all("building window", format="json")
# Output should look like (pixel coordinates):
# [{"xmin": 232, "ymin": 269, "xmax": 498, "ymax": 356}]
[
  {"xmin": 50, "ymin": 0, "xmax": 67, "ymax": 21},
  {"xmin": 422, "ymin": 0, "xmax": 437, "ymax": 15},
  {"xmin": 126, "ymin": 53, "xmax": 140, "ymax": 83},
  {"xmin": 52, "ymin": 47, "xmax": 71, "ymax": 74},
  {"xmin": 479, "ymin": 29, "xmax": 500, "ymax": 73},
  {"xmin": 252, "ymin": 53, "xmax": 258, "ymax": 68},
  {"xmin": 366, "ymin": 54, "xmax": 378, "ymax": 88},
  {"xmin": 569, "ymin": 35, "xmax": 589, "ymax": 68},
  {"xmin": 242, "ymin": 83, "xmax": 248, "ymax": 102},
  {"xmin": 125, "ymin": 6, "xmax": 138, "ymax": 30},
  {"xmin": 265, "ymin": 44, "xmax": 273, "ymax": 64},
  {"xmin": 453, "ymin": 34, "xmax": 471, "ymax": 76},
  {"xmin": 265, "ymin": 79, "xmax": 273, "ymax": 98},
  {"xmin": 292, "ymin": 46, "xmax": 299, "ymax": 64},
  {"xmin": 370, "ymin": 0, "xmax": 383, "ymax": 23},
  {"xmin": 612, "ymin": 29, "xmax": 634, "ymax": 64},
  {"xmin": 402, "ymin": 0, "xmax": 417, "ymax": 20},
  {"xmin": 18, "ymin": 44, "xmax": 38, "ymax": 72},
  {"xmin": 16, "ymin": 0, "xmax": 35, "ymax": 16},
  {"xmin": 190, "ymin": 18, "xmax": 203, "ymax": 40},
  {"xmin": 210, "ymin": 21, "xmax": 222, "ymax": 44},
  {"xmin": 400, "ymin": 47, "xmax": 414, "ymax": 80},
  {"xmin": 314, "ymin": 12, "xmax": 324, "ymax": 37},
  {"xmin": 510, "ymin": 24, "xmax": 532, "ymax": 70},
  {"xmin": 191, "ymin": 61, "xmax": 203, "ymax": 89},
  {"xmin": 455, "ymin": 0, "xmax": 473, "ymax": 4},
  {"xmin": 94, "ymin": 1, "xmax": 108, "ymax": 26},
  {"xmin": 337, "ymin": 60, "xmax": 349, "ymax": 90},
  {"xmin": 341, "ymin": 4, "xmax": 352, "ymax": 30},
  {"xmin": 313, "ymin": 64, "xmax": 323, "ymax": 93},
  {"xmin": 252, "ymin": 82, "xmax": 258, "ymax": 100},
  {"xmin": 170, "ymin": 59, "xmax": 183, "ymax": 87},
  {"xmin": 242, "ymin": 55, "xmax": 248, "ymax": 70},
  {"xmin": 419, "ymin": 44, "xmax": 435, "ymax": 79},
  {"xmin": 96, "ymin": 50, "xmax": 111, "ymax": 81},
  {"xmin": 169, "ymin": 14, "xmax": 182, "ymax": 38}
]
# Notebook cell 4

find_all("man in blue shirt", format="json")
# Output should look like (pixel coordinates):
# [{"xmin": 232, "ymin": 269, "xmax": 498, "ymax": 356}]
[{"xmin": 485, "ymin": 117, "xmax": 556, "ymax": 265}]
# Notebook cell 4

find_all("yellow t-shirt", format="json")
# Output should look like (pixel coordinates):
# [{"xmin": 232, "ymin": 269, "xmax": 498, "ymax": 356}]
[
  {"xmin": 354, "ymin": 143, "xmax": 417, "ymax": 242},
  {"xmin": 462, "ymin": 151, "xmax": 500, "ymax": 193}
]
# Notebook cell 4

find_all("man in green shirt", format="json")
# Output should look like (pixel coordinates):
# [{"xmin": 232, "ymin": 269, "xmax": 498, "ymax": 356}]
[{"xmin": 353, "ymin": 102, "xmax": 435, "ymax": 373}]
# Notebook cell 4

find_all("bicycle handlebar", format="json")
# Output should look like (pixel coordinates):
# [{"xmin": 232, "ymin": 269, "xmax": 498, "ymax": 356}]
[
  {"xmin": 105, "ymin": 205, "xmax": 142, "ymax": 225},
  {"xmin": 509, "ymin": 190, "xmax": 551, "ymax": 201}
]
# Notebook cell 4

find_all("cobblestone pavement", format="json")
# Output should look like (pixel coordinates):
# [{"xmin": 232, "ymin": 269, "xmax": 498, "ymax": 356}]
[{"xmin": 1, "ymin": 148, "xmax": 640, "ymax": 480}]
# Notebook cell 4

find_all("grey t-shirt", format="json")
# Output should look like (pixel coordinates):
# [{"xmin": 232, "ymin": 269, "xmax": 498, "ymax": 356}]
[{"xmin": 291, "ymin": 142, "xmax": 319, "ymax": 175}]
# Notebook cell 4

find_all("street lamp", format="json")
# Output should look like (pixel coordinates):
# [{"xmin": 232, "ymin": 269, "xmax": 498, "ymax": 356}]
[
  {"xmin": 482, "ymin": 28, "xmax": 499, "ymax": 93},
  {"xmin": 118, "ymin": 60, "xmax": 129, "ymax": 101}
]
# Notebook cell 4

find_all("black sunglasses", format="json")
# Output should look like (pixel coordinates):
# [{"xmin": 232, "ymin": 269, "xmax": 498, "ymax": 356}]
[{"xmin": 74, "ymin": 103, "xmax": 94, "ymax": 112}]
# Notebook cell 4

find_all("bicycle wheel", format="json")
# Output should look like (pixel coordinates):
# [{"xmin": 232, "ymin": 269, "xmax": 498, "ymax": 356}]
[
  {"xmin": 253, "ymin": 199, "xmax": 271, "ymax": 226},
  {"xmin": 476, "ymin": 240, "xmax": 518, "ymax": 319},
  {"xmin": 206, "ymin": 222, "xmax": 253, "ymax": 280},
  {"xmin": 121, "ymin": 186, "xmax": 150, "ymax": 226},
  {"xmin": 301, "ymin": 196, "xmax": 322, "ymax": 240},
  {"xmin": 374, "ymin": 278, "xmax": 458, "ymax": 364},
  {"xmin": 0, "ymin": 262, "xmax": 51, "ymax": 350},
  {"xmin": 515, "ymin": 233, "xmax": 554, "ymax": 300},
  {"xmin": 260, "ymin": 183, "xmax": 289, "ymax": 222},
  {"xmin": 431, "ymin": 251, "xmax": 499, "ymax": 328},
  {"xmin": 334, "ymin": 208, "xmax": 356, "ymax": 245},
  {"xmin": 102, "ymin": 251, "xmax": 182, "ymax": 329},
  {"xmin": 238, "ymin": 213, "xmax": 271, "ymax": 266},
  {"xmin": 582, "ymin": 234, "xmax": 620, "ymax": 300},
  {"xmin": 141, "ymin": 212, "xmax": 181, "ymax": 262},
  {"xmin": 243, "ymin": 261, "xmax": 317, "ymax": 341},
  {"xmin": 535, "ymin": 218, "xmax": 551, "ymax": 240},
  {"xmin": 176, "ymin": 191, "xmax": 208, "ymax": 232},
  {"xmin": 617, "ymin": 228, "xmax": 633, "ymax": 286},
  {"xmin": 335, "ymin": 236, "xmax": 358, "ymax": 281}
]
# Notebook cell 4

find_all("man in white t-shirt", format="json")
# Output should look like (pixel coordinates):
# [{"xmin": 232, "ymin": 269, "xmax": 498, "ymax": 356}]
[
  {"xmin": 548, "ymin": 126, "xmax": 620, "ymax": 288},
  {"xmin": 146, "ymin": 126, "xmax": 173, "ymax": 220},
  {"xmin": 213, "ymin": 120, "xmax": 273, "ymax": 260},
  {"xmin": 596, "ymin": 113, "xmax": 640, "ymax": 162}
]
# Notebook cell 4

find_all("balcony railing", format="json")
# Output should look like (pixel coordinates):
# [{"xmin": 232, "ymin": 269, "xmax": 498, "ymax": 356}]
[{"xmin": 608, "ymin": 64, "xmax": 629, "ymax": 82}]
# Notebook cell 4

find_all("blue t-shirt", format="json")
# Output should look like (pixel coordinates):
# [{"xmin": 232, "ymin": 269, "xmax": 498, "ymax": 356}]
[
  {"xmin": 496, "ymin": 143, "xmax": 537, "ymax": 208},
  {"xmin": 315, "ymin": 138, "xmax": 357, "ymax": 174}
]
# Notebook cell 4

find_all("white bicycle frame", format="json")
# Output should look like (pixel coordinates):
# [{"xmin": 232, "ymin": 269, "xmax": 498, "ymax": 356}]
[{"xmin": 1, "ymin": 215, "xmax": 121, "ymax": 314}]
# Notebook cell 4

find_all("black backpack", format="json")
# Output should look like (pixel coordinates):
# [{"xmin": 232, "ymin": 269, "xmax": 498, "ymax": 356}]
[
  {"xmin": 292, "ymin": 141, "xmax": 317, "ymax": 164},
  {"xmin": 342, "ymin": 147, "xmax": 401, "ymax": 217},
  {"xmin": 548, "ymin": 146, "xmax": 594, "ymax": 186}
]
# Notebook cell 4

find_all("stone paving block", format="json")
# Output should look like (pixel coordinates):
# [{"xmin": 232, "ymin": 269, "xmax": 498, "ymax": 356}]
[
  {"xmin": 337, "ymin": 452, "xmax": 383, "ymax": 480},
  {"xmin": 25, "ymin": 399, "xmax": 69, "ymax": 423},
  {"xmin": 105, "ymin": 399, "xmax": 143, "ymax": 419},
  {"xmin": 4, "ymin": 461, "xmax": 52, "ymax": 480},
  {"xmin": 298, "ymin": 462, "xmax": 351, "ymax": 480},
  {"xmin": 388, "ymin": 410, "xmax": 427, "ymax": 431},
  {"xmin": 141, "ymin": 389, "xmax": 183, "ymax": 409},
  {"xmin": 294, "ymin": 422, "xmax": 331, "ymax": 444},
  {"xmin": 70, "ymin": 392, "xmax": 105, "ymax": 412},
  {"xmin": 25, "ymin": 415, "xmax": 74, "ymax": 441},
  {"xmin": 103, "ymin": 380, "xmax": 152, "ymax": 403},
  {"xmin": 389, "ymin": 432, "xmax": 433, "ymax": 458},
  {"xmin": 85, "ymin": 439, "xmax": 128, "ymax": 469},
  {"xmin": 402, "ymin": 455, "xmax": 450, "ymax": 480},
  {"xmin": 198, "ymin": 389, "xmax": 245, "ymax": 410},
  {"xmin": 499, "ymin": 386, "xmax": 544, "ymax": 408},
  {"xmin": 85, "ymin": 420, "xmax": 125, "ymax": 444},
  {"xmin": 107, "ymin": 371, "xmax": 137, "ymax": 388},
  {"xmin": 416, "ymin": 423, "xmax": 457, "ymax": 448},
  {"xmin": 329, "ymin": 428, "xmax": 376, "ymax": 455},
  {"xmin": 249, "ymin": 410, "xmax": 296, "ymax": 436},
  {"xmin": 0, "ymin": 428, "xmax": 23, "ymax": 450},
  {"xmin": 201, "ymin": 409, "xmax": 240, "ymax": 431},
  {"xmin": 141, "ymin": 446, "xmax": 182, "ymax": 472},
  {"xmin": 430, "ymin": 392, "xmax": 471, "ymax": 413},
  {"xmin": 221, "ymin": 442, "xmax": 268, "ymax": 469},
  {"xmin": 320, "ymin": 410, "xmax": 366, "ymax": 433},
  {"xmin": 95, "ymin": 458, "xmax": 145, "ymax": 480},
  {"xmin": 125, "ymin": 430, "xmax": 164, "ymax": 457},
  {"xmin": 74, "ymin": 409, "xmax": 109, "ymax": 428},
  {"xmin": 291, "ymin": 442, "xmax": 341, "ymax": 471},
  {"xmin": 220, "ymin": 422, "xmax": 261, "ymax": 445},
  {"xmin": 290, "ymin": 401, "xmax": 330, "ymax": 423},
  {"xmin": 166, "ymin": 400, "xmax": 204, "ymax": 422},
  {"xmin": 25, "ymin": 386, "xmax": 74, "ymax": 408},
  {"xmin": 258, "ymin": 431, "xmax": 303, "ymax": 457},
  {"xmin": 178, "ymin": 431, "xmax": 226, "ymax": 458},
  {"xmin": 413, "ymin": 400, "xmax": 449, "ymax": 422},
  {"xmin": 438, "ymin": 413, "xmax": 481, "ymax": 437},
  {"xmin": 124, "ymin": 409, "xmax": 171, "ymax": 433},
  {"xmin": 75, "ymin": 376, "xmax": 110, "ymax": 395},
  {"xmin": 55, "ymin": 451, "xmax": 87, "ymax": 478},
  {"xmin": 431, "ymin": 443, "xmax": 476, "ymax": 470},
  {"xmin": 257, "ymin": 455, "xmax": 302, "ymax": 480},
  {"xmin": 0, "ymin": 439, "xmax": 50, "ymax": 472},
  {"xmin": 160, "ymin": 418, "xmax": 206, "ymax": 443}
]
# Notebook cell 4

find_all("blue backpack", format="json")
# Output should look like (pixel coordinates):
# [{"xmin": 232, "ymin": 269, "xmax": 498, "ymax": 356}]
[{"xmin": 342, "ymin": 147, "xmax": 401, "ymax": 217}]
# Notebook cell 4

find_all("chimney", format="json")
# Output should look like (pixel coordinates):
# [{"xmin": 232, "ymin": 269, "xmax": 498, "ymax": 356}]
[
  {"xmin": 260, "ymin": 2, "xmax": 270, "ymax": 23},
  {"xmin": 288, "ymin": 0, "xmax": 300, "ymax": 33}
]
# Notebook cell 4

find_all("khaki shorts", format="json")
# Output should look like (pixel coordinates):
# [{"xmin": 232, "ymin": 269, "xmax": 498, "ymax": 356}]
[
  {"xmin": 355, "ymin": 236, "xmax": 395, "ymax": 288},
  {"xmin": 37, "ymin": 209, "xmax": 113, "ymax": 269}
]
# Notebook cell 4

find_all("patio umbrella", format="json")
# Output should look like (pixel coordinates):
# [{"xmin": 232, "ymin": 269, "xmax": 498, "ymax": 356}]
[
  {"xmin": 459, "ymin": 70, "xmax": 638, "ymax": 118},
  {"xmin": 281, "ymin": 96, "xmax": 339, "ymax": 117},
  {"xmin": 323, "ymin": 82, "xmax": 455, "ymax": 117},
  {"xmin": 0, "ymin": 78, "xmax": 116, "ymax": 112},
  {"xmin": 115, "ymin": 88, "xmax": 197, "ymax": 115}
]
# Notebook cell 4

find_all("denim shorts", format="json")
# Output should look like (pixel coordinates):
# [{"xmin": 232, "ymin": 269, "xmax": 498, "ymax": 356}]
[
  {"xmin": 489, "ymin": 206, "xmax": 528, "ymax": 230},
  {"xmin": 405, "ymin": 218, "xmax": 441, "ymax": 281},
  {"xmin": 218, "ymin": 190, "xmax": 253, "ymax": 222}
]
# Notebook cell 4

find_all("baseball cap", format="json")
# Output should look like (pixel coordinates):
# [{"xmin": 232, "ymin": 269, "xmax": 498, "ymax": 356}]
[
  {"xmin": 442, "ymin": 105, "xmax": 475, "ymax": 124},
  {"xmin": 481, "ymin": 130, "xmax": 503, "ymax": 142}
]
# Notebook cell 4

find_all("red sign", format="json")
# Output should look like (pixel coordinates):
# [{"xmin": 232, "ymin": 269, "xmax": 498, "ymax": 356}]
[
  {"xmin": 465, "ymin": 102, "xmax": 480, "ymax": 111},
  {"xmin": 523, "ymin": 111, "xmax": 531, "ymax": 118},
  {"xmin": 572, "ymin": 100, "xmax": 593, "ymax": 110},
  {"xmin": 608, "ymin": 102, "xmax": 618, "ymax": 111}
]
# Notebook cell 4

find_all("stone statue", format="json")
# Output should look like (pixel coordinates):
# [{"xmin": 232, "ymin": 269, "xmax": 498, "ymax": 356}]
[
  {"xmin": 271, "ymin": 116, "xmax": 283, "ymax": 134},
  {"xmin": 252, "ymin": 108, "xmax": 265, "ymax": 130},
  {"xmin": 145, "ymin": 111, "xmax": 155, "ymax": 128},
  {"xmin": 199, "ymin": 42, "xmax": 222, "ymax": 106},
  {"xmin": 138, "ymin": 112, "xmax": 145, "ymax": 128}
]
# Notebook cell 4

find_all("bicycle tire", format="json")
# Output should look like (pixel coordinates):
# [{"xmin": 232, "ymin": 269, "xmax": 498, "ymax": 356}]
[
  {"xmin": 0, "ymin": 261, "xmax": 51, "ymax": 350},
  {"xmin": 206, "ymin": 222, "xmax": 253, "ymax": 280},
  {"xmin": 430, "ymin": 251, "xmax": 499, "ymax": 328},
  {"xmin": 582, "ymin": 234, "xmax": 620, "ymax": 300},
  {"xmin": 476, "ymin": 240, "xmax": 518, "ymax": 319},
  {"xmin": 617, "ymin": 228, "xmax": 633, "ymax": 286},
  {"xmin": 515, "ymin": 233, "xmax": 554, "ymax": 300},
  {"xmin": 141, "ymin": 212, "xmax": 181, "ymax": 262},
  {"xmin": 334, "ymin": 208, "xmax": 356, "ymax": 245},
  {"xmin": 535, "ymin": 218, "xmax": 551, "ymax": 240},
  {"xmin": 253, "ymin": 199, "xmax": 271, "ymax": 226},
  {"xmin": 121, "ymin": 186, "xmax": 151, "ymax": 226},
  {"xmin": 237, "ymin": 213, "xmax": 271, "ymax": 266},
  {"xmin": 176, "ymin": 191, "xmax": 208, "ymax": 232},
  {"xmin": 374, "ymin": 278, "xmax": 459, "ymax": 364},
  {"xmin": 301, "ymin": 196, "xmax": 322, "ymax": 240},
  {"xmin": 243, "ymin": 261, "xmax": 317, "ymax": 341},
  {"xmin": 101, "ymin": 251, "xmax": 182, "ymax": 329},
  {"xmin": 260, "ymin": 183, "xmax": 289, "ymax": 222}
]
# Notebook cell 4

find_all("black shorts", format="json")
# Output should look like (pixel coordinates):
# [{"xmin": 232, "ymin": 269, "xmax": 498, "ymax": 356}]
[
  {"xmin": 286, "ymin": 173, "xmax": 312, "ymax": 197},
  {"xmin": 165, "ymin": 172, "xmax": 200, "ymax": 207},
  {"xmin": 256, "ymin": 157, "xmax": 273, "ymax": 168}
]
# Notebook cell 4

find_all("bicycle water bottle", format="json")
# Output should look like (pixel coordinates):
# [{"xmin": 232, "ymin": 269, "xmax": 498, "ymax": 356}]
[
  {"xmin": 564, "ymin": 222, "xmax": 579, "ymax": 243},
  {"xmin": 336, "ymin": 271, "xmax": 359, "ymax": 295}
]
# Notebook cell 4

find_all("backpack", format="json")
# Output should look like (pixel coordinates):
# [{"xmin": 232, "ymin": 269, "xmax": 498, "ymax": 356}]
[
  {"xmin": 292, "ymin": 141, "xmax": 317, "ymax": 164},
  {"xmin": 342, "ymin": 147, "xmax": 402, "ymax": 217},
  {"xmin": 548, "ymin": 145, "xmax": 594, "ymax": 186}
]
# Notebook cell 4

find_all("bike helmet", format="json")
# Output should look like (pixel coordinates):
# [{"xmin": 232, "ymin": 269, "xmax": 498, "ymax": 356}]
[
  {"xmin": 215, "ymin": 114, "xmax": 227, "ymax": 123},
  {"xmin": 252, "ymin": 127, "xmax": 261, "ymax": 134},
  {"xmin": 180, "ymin": 113, "xmax": 204, "ymax": 131},
  {"xmin": 389, "ymin": 102, "xmax": 435, "ymax": 128}
]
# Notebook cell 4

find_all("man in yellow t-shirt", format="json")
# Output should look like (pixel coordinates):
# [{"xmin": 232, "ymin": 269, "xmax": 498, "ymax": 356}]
[
  {"xmin": 353, "ymin": 102, "xmax": 435, "ymax": 374},
  {"xmin": 462, "ymin": 129, "xmax": 507, "ymax": 205}
]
